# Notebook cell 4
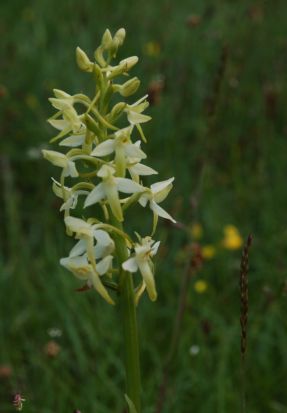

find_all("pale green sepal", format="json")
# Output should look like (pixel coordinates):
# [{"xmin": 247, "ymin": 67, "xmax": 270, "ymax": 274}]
[
  {"xmin": 60, "ymin": 135, "xmax": 85, "ymax": 147},
  {"xmin": 76, "ymin": 47, "xmax": 94, "ymax": 72},
  {"xmin": 84, "ymin": 183, "xmax": 105, "ymax": 208},
  {"xmin": 90, "ymin": 271, "xmax": 115, "ymax": 305}
]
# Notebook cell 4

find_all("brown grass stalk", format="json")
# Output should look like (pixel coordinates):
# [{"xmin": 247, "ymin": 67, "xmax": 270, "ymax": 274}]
[{"xmin": 239, "ymin": 233, "xmax": 253, "ymax": 413}]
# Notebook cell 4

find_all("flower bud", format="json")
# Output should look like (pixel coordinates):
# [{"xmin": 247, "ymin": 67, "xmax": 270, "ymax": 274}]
[
  {"xmin": 53, "ymin": 89, "xmax": 71, "ymax": 99},
  {"xmin": 107, "ymin": 102, "xmax": 126, "ymax": 123},
  {"xmin": 76, "ymin": 47, "xmax": 93, "ymax": 72},
  {"xmin": 120, "ymin": 56, "xmax": 138, "ymax": 71},
  {"xmin": 113, "ymin": 28, "xmax": 126, "ymax": 47},
  {"xmin": 109, "ymin": 28, "xmax": 126, "ymax": 58},
  {"xmin": 113, "ymin": 77, "xmax": 140, "ymax": 97},
  {"xmin": 101, "ymin": 29, "xmax": 113, "ymax": 50},
  {"xmin": 48, "ymin": 98, "xmax": 70, "ymax": 111}
]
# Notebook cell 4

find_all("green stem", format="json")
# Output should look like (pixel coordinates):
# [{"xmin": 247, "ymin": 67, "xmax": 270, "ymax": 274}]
[{"xmin": 110, "ymin": 214, "xmax": 141, "ymax": 413}]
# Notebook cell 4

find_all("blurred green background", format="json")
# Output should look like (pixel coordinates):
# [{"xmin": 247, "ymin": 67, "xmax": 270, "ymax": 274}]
[{"xmin": 1, "ymin": 0, "xmax": 287, "ymax": 412}]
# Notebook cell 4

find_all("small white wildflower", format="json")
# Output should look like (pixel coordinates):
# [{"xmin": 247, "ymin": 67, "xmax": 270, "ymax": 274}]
[
  {"xmin": 52, "ymin": 179, "xmax": 88, "ymax": 211},
  {"xmin": 64, "ymin": 216, "xmax": 115, "ymax": 304},
  {"xmin": 91, "ymin": 127, "xmax": 146, "ymax": 176},
  {"xmin": 125, "ymin": 95, "xmax": 151, "ymax": 125},
  {"xmin": 42, "ymin": 150, "xmax": 79, "ymax": 177},
  {"xmin": 122, "ymin": 237, "xmax": 160, "ymax": 301},
  {"xmin": 139, "ymin": 177, "xmax": 176, "ymax": 231},
  {"xmin": 84, "ymin": 165, "xmax": 144, "ymax": 221}
]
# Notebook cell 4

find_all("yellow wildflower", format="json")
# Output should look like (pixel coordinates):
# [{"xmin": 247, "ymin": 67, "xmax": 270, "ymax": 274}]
[
  {"xmin": 143, "ymin": 41, "xmax": 161, "ymax": 57},
  {"xmin": 189, "ymin": 223, "xmax": 203, "ymax": 240},
  {"xmin": 222, "ymin": 225, "xmax": 243, "ymax": 250},
  {"xmin": 194, "ymin": 280, "xmax": 208, "ymax": 293},
  {"xmin": 202, "ymin": 245, "xmax": 216, "ymax": 260}
]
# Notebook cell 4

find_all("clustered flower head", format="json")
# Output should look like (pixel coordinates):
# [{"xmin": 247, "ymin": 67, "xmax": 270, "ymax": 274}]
[{"xmin": 43, "ymin": 28, "xmax": 175, "ymax": 305}]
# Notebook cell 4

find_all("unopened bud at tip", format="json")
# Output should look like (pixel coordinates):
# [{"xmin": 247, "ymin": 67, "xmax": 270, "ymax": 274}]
[
  {"xmin": 113, "ymin": 77, "xmax": 140, "ymax": 97},
  {"xmin": 76, "ymin": 47, "xmax": 93, "ymax": 72},
  {"xmin": 53, "ymin": 89, "xmax": 71, "ymax": 99},
  {"xmin": 102, "ymin": 29, "xmax": 113, "ymax": 49},
  {"xmin": 114, "ymin": 28, "xmax": 126, "ymax": 46},
  {"xmin": 120, "ymin": 56, "xmax": 139, "ymax": 72}
]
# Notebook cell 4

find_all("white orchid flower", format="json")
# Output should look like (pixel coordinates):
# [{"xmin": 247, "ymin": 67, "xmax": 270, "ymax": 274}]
[
  {"xmin": 68, "ymin": 230, "xmax": 115, "ymax": 261},
  {"xmin": 91, "ymin": 127, "xmax": 146, "ymax": 176},
  {"xmin": 125, "ymin": 95, "xmax": 151, "ymax": 125},
  {"xmin": 52, "ymin": 179, "xmax": 88, "ymax": 211},
  {"xmin": 84, "ymin": 165, "xmax": 144, "ymax": 222},
  {"xmin": 122, "ymin": 237, "xmax": 160, "ymax": 301},
  {"xmin": 50, "ymin": 107, "xmax": 83, "ymax": 134},
  {"xmin": 49, "ymin": 89, "xmax": 74, "ymax": 109},
  {"xmin": 48, "ymin": 90, "xmax": 86, "ymax": 136},
  {"xmin": 139, "ymin": 177, "xmax": 176, "ymax": 232},
  {"xmin": 60, "ymin": 254, "xmax": 113, "ymax": 282},
  {"xmin": 125, "ymin": 141, "xmax": 158, "ymax": 182},
  {"xmin": 64, "ymin": 216, "xmax": 115, "ymax": 304},
  {"xmin": 128, "ymin": 160, "xmax": 158, "ymax": 182},
  {"xmin": 65, "ymin": 216, "xmax": 115, "ymax": 266},
  {"xmin": 42, "ymin": 150, "xmax": 79, "ymax": 177}
]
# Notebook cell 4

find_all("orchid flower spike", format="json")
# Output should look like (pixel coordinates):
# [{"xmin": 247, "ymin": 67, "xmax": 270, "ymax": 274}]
[{"xmin": 43, "ymin": 28, "xmax": 175, "ymax": 305}]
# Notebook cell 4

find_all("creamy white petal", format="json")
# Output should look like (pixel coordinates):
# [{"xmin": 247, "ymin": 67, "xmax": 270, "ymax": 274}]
[
  {"xmin": 60, "ymin": 190, "xmax": 88, "ymax": 211},
  {"xmin": 122, "ymin": 257, "xmax": 138, "ymax": 273},
  {"xmin": 90, "ymin": 272, "xmax": 115, "ymax": 305},
  {"xmin": 150, "ymin": 200, "xmax": 176, "ymax": 223},
  {"xmin": 60, "ymin": 255, "xmax": 87, "ymax": 268},
  {"xmin": 84, "ymin": 183, "xmax": 105, "ymax": 208},
  {"xmin": 63, "ymin": 106, "xmax": 82, "ymax": 133},
  {"xmin": 69, "ymin": 239, "xmax": 86, "ymax": 257},
  {"xmin": 137, "ymin": 260, "xmax": 157, "ymax": 301},
  {"xmin": 53, "ymin": 89, "xmax": 72, "ymax": 99},
  {"xmin": 49, "ymin": 98, "xmax": 70, "ymax": 111},
  {"xmin": 94, "ymin": 243, "xmax": 112, "ymax": 259},
  {"xmin": 151, "ymin": 241, "xmax": 161, "ymax": 256},
  {"xmin": 153, "ymin": 184, "xmax": 173, "ymax": 203},
  {"xmin": 66, "ymin": 160, "xmax": 79, "ymax": 177},
  {"xmin": 60, "ymin": 196, "xmax": 74, "ymax": 211},
  {"xmin": 60, "ymin": 135, "xmax": 85, "ymax": 147},
  {"xmin": 115, "ymin": 178, "xmax": 144, "ymax": 194},
  {"xmin": 97, "ymin": 164, "xmax": 115, "ymax": 178},
  {"xmin": 151, "ymin": 177, "xmax": 175, "ymax": 194},
  {"xmin": 127, "ymin": 111, "xmax": 151, "ymax": 125},
  {"xmin": 129, "ymin": 163, "xmax": 157, "ymax": 176},
  {"xmin": 97, "ymin": 255, "xmax": 113, "ymax": 275},
  {"xmin": 48, "ymin": 119, "xmax": 70, "ymax": 131},
  {"xmin": 65, "ymin": 216, "xmax": 92, "ymax": 236},
  {"xmin": 94, "ymin": 229, "xmax": 114, "ymax": 247},
  {"xmin": 91, "ymin": 139, "xmax": 115, "ymax": 156},
  {"xmin": 60, "ymin": 255, "xmax": 92, "ymax": 280},
  {"xmin": 52, "ymin": 178, "xmax": 70, "ymax": 199},
  {"xmin": 42, "ymin": 150, "xmax": 67, "ymax": 168},
  {"xmin": 138, "ymin": 193, "xmax": 149, "ymax": 207},
  {"xmin": 125, "ymin": 143, "xmax": 147, "ymax": 159}
]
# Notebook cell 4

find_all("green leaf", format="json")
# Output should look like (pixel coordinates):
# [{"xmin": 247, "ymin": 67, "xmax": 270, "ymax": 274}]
[{"xmin": 124, "ymin": 394, "xmax": 138, "ymax": 413}]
